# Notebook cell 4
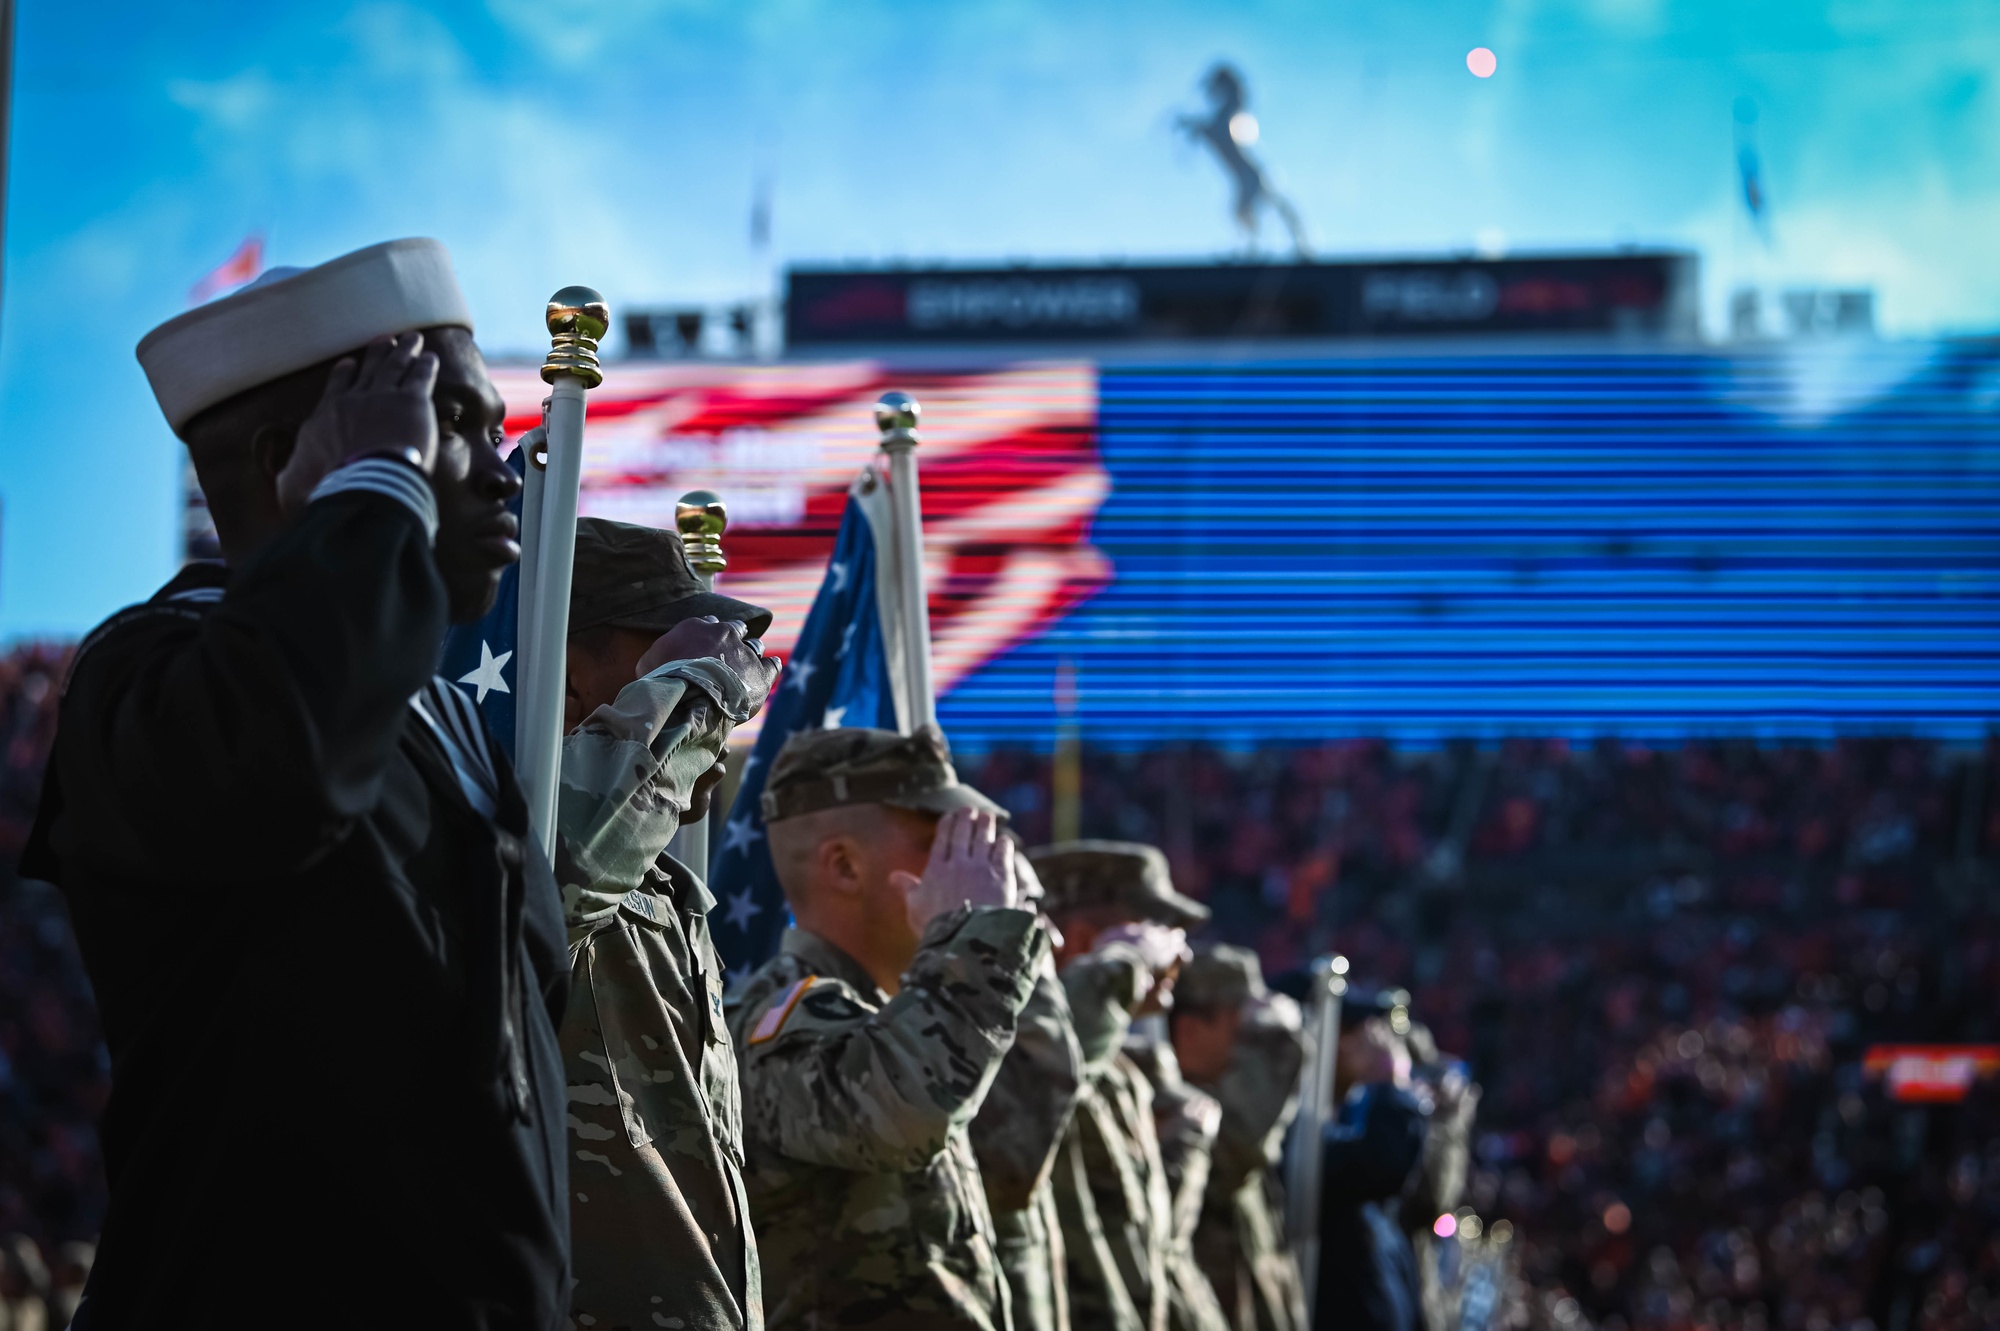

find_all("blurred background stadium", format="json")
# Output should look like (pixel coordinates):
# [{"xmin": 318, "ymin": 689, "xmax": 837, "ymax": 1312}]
[{"xmin": 2, "ymin": 2, "xmax": 1998, "ymax": 1328}]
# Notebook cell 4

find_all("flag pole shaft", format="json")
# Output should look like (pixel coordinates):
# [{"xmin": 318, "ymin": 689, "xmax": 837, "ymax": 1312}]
[
  {"xmin": 875, "ymin": 392, "xmax": 935, "ymax": 732},
  {"xmin": 1287, "ymin": 952, "xmax": 1347, "ymax": 1319},
  {"xmin": 515, "ymin": 420, "xmax": 549, "ymax": 765},
  {"xmin": 516, "ymin": 288, "xmax": 608, "ymax": 856},
  {"xmin": 670, "ymin": 490, "xmax": 729, "ymax": 877}
]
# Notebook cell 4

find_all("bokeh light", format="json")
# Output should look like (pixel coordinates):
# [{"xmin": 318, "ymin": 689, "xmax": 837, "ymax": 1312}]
[
  {"xmin": 1434, "ymin": 1213, "xmax": 1458, "ymax": 1238},
  {"xmin": 1467, "ymin": 46, "xmax": 1497, "ymax": 77}
]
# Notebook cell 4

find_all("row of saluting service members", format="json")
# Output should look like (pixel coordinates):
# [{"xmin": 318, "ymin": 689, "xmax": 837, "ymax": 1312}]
[{"xmin": 24, "ymin": 239, "xmax": 1475, "ymax": 1331}]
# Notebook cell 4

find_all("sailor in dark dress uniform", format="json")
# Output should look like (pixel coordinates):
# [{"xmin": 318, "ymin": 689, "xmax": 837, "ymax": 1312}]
[{"xmin": 24, "ymin": 240, "xmax": 571, "ymax": 1329}]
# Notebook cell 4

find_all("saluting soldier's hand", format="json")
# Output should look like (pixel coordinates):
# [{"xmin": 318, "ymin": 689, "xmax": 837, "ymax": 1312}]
[
  {"xmin": 278, "ymin": 332, "xmax": 442, "ymax": 515},
  {"xmin": 1097, "ymin": 921, "xmax": 1190, "ymax": 978},
  {"xmin": 894, "ymin": 808, "xmax": 1017, "ymax": 935},
  {"xmin": 637, "ymin": 616, "xmax": 782, "ymax": 717},
  {"xmin": 1100, "ymin": 921, "xmax": 1188, "ymax": 1013}
]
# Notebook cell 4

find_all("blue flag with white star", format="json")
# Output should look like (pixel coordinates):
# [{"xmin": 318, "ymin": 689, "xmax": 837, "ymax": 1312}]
[
  {"xmin": 709, "ymin": 488, "xmax": 901, "ymax": 980},
  {"xmin": 438, "ymin": 448, "xmax": 526, "ymax": 756}
]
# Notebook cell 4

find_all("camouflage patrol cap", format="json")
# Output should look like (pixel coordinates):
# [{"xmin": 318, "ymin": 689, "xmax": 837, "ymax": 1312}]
[
  {"xmin": 569, "ymin": 516, "xmax": 773, "ymax": 640},
  {"xmin": 761, "ymin": 725, "xmax": 1007, "ymax": 824},
  {"xmin": 1029, "ymin": 840, "xmax": 1210, "ymax": 927},
  {"xmin": 1176, "ymin": 943, "xmax": 1268, "ymax": 1012}
]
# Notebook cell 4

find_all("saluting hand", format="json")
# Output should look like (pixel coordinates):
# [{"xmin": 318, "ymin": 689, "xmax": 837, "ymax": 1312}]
[
  {"xmin": 1095, "ymin": 921, "xmax": 1189, "ymax": 1013},
  {"xmin": 637, "ymin": 616, "xmax": 782, "ymax": 717},
  {"xmin": 1097, "ymin": 921, "xmax": 1190, "ymax": 977},
  {"xmin": 894, "ymin": 808, "xmax": 1017, "ymax": 936},
  {"xmin": 278, "ymin": 332, "xmax": 442, "ymax": 515}
]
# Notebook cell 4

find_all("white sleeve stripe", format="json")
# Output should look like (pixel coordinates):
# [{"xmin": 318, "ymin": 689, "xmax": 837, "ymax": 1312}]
[
  {"xmin": 411, "ymin": 680, "xmax": 500, "ymax": 818},
  {"xmin": 440, "ymin": 683, "xmax": 489, "ymax": 770},
  {"xmin": 439, "ymin": 680, "xmax": 498, "ymax": 791},
  {"xmin": 309, "ymin": 457, "xmax": 438, "ymax": 540},
  {"xmin": 433, "ymin": 680, "xmax": 473, "ymax": 754}
]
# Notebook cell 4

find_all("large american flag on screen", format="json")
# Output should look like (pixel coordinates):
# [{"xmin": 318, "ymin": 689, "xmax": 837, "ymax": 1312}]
[{"xmin": 483, "ymin": 360, "xmax": 1113, "ymax": 745}]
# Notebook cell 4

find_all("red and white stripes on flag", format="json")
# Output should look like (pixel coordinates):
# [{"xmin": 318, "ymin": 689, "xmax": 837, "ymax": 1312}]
[{"xmin": 488, "ymin": 361, "xmax": 1111, "ymax": 738}]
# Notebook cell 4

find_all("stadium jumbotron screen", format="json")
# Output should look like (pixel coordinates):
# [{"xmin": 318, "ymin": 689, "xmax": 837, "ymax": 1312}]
[{"xmin": 454, "ymin": 343, "xmax": 1999, "ymax": 747}]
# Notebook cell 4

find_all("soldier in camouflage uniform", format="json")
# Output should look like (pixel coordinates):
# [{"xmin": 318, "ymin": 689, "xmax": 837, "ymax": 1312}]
[
  {"xmin": 727, "ymin": 727, "xmax": 1046, "ymax": 1331},
  {"xmin": 1125, "ymin": 1038, "xmax": 1231, "ymax": 1331},
  {"xmin": 1399, "ymin": 1022, "xmax": 1481, "ymax": 1331},
  {"xmin": 555, "ymin": 518, "xmax": 782, "ymax": 1331},
  {"xmin": 970, "ymin": 853, "xmax": 1087, "ymax": 1331},
  {"xmin": 1172, "ymin": 946, "xmax": 1311, "ymax": 1331},
  {"xmin": 1035, "ymin": 841, "xmax": 1220, "ymax": 1331}
]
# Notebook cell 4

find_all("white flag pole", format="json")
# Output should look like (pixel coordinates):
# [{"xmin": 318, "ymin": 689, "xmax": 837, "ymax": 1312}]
[
  {"xmin": 513, "ymin": 419, "xmax": 549, "ymax": 774},
  {"xmin": 1287, "ymin": 951, "xmax": 1349, "ymax": 1319},
  {"xmin": 668, "ymin": 489, "xmax": 728, "ymax": 876},
  {"xmin": 873, "ymin": 391, "xmax": 935, "ymax": 733},
  {"xmin": 516, "ymin": 287, "xmax": 608, "ymax": 856}
]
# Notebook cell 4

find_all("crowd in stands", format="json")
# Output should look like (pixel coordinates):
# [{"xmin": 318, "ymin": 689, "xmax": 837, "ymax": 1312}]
[
  {"xmin": 0, "ymin": 637, "xmax": 1994, "ymax": 1330},
  {"xmin": 976, "ymin": 737, "xmax": 2000, "ymax": 1331},
  {"xmin": 0, "ymin": 643, "xmax": 98, "ymax": 1329}
]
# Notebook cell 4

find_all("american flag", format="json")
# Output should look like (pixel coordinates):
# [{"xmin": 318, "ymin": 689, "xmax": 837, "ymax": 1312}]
[
  {"xmin": 481, "ymin": 360, "xmax": 1112, "ymax": 746},
  {"xmin": 704, "ymin": 479, "xmax": 903, "ymax": 975}
]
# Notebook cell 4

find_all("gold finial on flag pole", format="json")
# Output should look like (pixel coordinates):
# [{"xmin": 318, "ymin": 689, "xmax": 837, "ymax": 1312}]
[
  {"xmin": 542, "ymin": 286, "xmax": 609, "ymax": 388},
  {"xmin": 676, "ymin": 489, "xmax": 729, "ymax": 584}
]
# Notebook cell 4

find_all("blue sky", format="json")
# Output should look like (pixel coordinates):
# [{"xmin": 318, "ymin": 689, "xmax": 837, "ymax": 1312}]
[{"xmin": 2, "ymin": 0, "xmax": 1996, "ymax": 637}]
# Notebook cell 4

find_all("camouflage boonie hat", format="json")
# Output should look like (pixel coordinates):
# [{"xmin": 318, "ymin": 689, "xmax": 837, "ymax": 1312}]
[
  {"xmin": 1029, "ymin": 840, "xmax": 1210, "ymax": 927},
  {"xmin": 1176, "ymin": 943, "xmax": 1267, "ymax": 1012},
  {"xmin": 761, "ymin": 725, "xmax": 1006, "ymax": 824},
  {"xmin": 569, "ymin": 516, "xmax": 773, "ymax": 639}
]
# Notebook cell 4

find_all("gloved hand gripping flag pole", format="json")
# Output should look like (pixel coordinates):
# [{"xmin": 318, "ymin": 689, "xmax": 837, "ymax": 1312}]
[{"xmin": 515, "ymin": 286, "xmax": 608, "ymax": 855}]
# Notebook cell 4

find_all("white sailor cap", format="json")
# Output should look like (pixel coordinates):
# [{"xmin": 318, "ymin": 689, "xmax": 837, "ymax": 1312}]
[{"xmin": 137, "ymin": 237, "xmax": 474, "ymax": 435}]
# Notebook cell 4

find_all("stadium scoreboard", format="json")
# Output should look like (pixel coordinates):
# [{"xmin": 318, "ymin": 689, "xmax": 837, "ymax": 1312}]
[{"xmin": 784, "ymin": 253, "xmax": 1697, "ymax": 347}]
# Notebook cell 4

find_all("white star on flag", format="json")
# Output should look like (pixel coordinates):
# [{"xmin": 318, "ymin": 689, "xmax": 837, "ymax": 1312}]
[
  {"xmin": 829, "ymin": 560, "xmax": 850, "ymax": 592},
  {"xmin": 822, "ymin": 705, "xmax": 847, "ymax": 729},
  {"xmin": 782, "ymin": 656, "xmax": 820, "ymax": 694},
  {"xmin": 838, "ymin": 621, "xmax": 858, "ymax": 659},
  {"xmin": 457, "ymin": 641, "xmax": 513, "ymax": 703},
  {"xmin": 724, "ymin": 888, "xmax": 763, "ymax": 933},
  {"xmin": 721, "ymin": 813, "xmax": 765, "ymax": 858}
]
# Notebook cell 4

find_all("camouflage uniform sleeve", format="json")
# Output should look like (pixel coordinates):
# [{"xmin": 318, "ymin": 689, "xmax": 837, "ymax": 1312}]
[
  {"xmin": 1128, "ymin": 1041, "xmax": 1222, "ymax": 1243},
  {"xmin": 1060, "ymin": 941, "xmax": 1150, "ymax": 1075},
  {"xmin": 1205, "ymin": 1000, "xmax": 1307, "ymax": 1194},
  {"xmin": 739, "ymin": 907, "xmax": 1048, "ymax": 1173},
  {"xmin": 1403, "ymin": 1080, "xmax": 1478, "ymax": 1228},
  {"xmin": 556, "ymin": 658, "xmax": 752, "ymax": 905},
  {"xmin": 970, "ymin": 958, "xmax": 1086, "ymax": 1212}
]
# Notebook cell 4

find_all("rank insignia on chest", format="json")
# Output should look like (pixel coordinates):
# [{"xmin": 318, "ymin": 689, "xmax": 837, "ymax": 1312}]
[{"xmin": 748, "ymin": 976, "xmax": 816, "ymax": 1045}]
